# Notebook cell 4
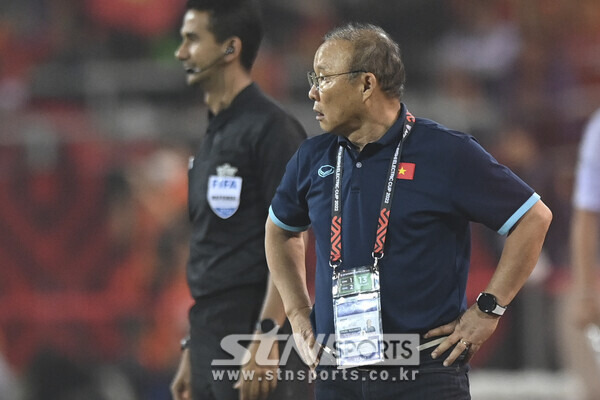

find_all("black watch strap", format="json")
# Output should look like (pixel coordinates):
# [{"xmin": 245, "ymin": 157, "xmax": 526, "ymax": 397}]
[{"xmin": 255, "ymin": 318, "xmax": 280, "ymax": 335}]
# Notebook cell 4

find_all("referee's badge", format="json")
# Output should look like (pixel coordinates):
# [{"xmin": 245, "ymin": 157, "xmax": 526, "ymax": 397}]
[{"xmin": 207, "ymin": 163, "xmax": 242, "ymax": 219}]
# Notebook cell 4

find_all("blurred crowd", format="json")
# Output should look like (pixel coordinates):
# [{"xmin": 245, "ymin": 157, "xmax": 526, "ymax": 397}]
[{"xmin": 1, "ymin": 0, "xmax": 599, "ymax": 399}]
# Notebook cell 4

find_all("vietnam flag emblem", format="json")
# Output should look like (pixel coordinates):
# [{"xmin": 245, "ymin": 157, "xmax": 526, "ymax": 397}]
[{"xmin": 397, "ymin": 162, "xmax": 415, "ymax": 180}]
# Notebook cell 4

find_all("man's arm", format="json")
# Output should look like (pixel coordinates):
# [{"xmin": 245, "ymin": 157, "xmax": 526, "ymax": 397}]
[
  {"xmin": 235, "ymin": 276, "xmax": 287, "ymax": 400},
  {"xmin": 171, "ymin": 348, "xmax": 192, "ymax": 400},
  {"xmin": 478, "ymin": 200, "xmax": 552, "ymax": 305},
  {"xmin": 265, "ymin": 218, "xmax": 319, "ymax": 367},
  {"xmin": 236, "ymin": 226, "xmax": 312, "ymax": 400},
  {"xmin": 570, "ymin": 208, "xmax": 600, "ymax": 328},
  {"xmin": 427, "ymin": 199, "xmax": 552, "ymax": 365}
]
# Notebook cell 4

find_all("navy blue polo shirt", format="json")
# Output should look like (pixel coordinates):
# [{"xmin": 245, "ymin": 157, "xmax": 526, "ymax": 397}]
[{"xmin": 269, "ymin": 105, "xmax": 539, "ymax": 337}]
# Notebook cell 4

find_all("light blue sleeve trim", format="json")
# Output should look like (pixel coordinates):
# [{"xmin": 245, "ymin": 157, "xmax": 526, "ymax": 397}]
[
  {"xmin": 497, "ymin": 193, "xmax": 541, "ymax": 235},
  {"xmin": 269, "ymin": 206, "xmax": 310, "ymax": 232}
]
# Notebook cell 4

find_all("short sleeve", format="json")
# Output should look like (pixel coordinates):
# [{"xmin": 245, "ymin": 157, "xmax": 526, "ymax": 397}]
[
  {"xmin": 573, "ymin": 110, "xmax": 600, "ymax": 212},
  {"xmin": 451, "ymin": 136, "xmax": 537, "ymax": 235},
  {"xmin": 269, "ymin": 146, "xmax": 311, "ymax": 232}
]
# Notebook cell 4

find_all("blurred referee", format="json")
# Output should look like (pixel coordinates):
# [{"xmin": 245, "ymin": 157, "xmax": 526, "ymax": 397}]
[{"xmin": 170, "ymin": 1, "xmax": 308, "ymax": 399}]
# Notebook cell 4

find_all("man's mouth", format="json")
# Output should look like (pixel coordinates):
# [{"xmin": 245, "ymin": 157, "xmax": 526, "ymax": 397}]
[{"xmin": 314, "ymin": 109, "xmax": 324, "ymax": 121}]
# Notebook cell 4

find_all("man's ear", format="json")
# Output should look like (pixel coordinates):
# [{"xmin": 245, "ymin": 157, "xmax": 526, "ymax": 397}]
[
  {"xmin": 362, "ymin": 72, "xmax": 377, "ymax": 99},
  {"xmin": 223, "ymin": 36, "xmax": 242, "ymax": 58}
]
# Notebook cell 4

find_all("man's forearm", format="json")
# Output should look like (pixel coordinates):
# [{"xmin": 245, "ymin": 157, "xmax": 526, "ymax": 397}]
[
  {"xmin": 256, "ymin": 277, "xmax": 288, "ymax": 328},
  {"xmin": 265, "ymin": 218, "xmax": 312, "ymax": 318},
  {"xmin": 484, "ymin": 200, "xmax": 552, "ymax": 306}
]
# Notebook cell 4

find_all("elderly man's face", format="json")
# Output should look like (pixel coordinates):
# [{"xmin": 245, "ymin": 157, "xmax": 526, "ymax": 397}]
[{"xmin": 309, "ymin": 40, "xmax": 365, "ymax": 136}]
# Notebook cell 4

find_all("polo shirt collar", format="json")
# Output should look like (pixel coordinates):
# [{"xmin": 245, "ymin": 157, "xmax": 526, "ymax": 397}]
[{"xmin": 336, "ymin": 103, "xmax": 408, "ymax": 149}]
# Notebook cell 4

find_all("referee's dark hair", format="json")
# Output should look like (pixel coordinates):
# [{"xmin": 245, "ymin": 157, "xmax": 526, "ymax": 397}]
[
  {"xmin": 324, "ymin": 23, "xmax": 406, "ymax": 101},
  {"xmin": 185, "ymin": 0, "xmax": 263, "ymax": 71}
]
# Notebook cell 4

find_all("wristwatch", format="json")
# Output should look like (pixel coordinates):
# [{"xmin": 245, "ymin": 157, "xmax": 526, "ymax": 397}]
[
  {"xmin": 476, "ymin": 292, "xmax": 507, "ymax": 316},
  {"xmin": 255, "ymin": 318, "xmax": 280, "ymax": 335}
]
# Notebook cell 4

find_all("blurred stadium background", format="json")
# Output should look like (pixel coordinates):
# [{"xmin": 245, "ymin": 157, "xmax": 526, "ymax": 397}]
[{"xmin": 1, "ymin": 0, "xmax": 599, "ymax": 399}]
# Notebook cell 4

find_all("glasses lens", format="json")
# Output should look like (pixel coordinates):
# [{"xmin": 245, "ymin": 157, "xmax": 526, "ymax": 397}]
[{"xmin": 307, "ymin": 72, "xmax": 317, "ymax": 89}]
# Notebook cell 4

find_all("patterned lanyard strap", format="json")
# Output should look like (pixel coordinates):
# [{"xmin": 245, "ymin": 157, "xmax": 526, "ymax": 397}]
[{"xmin": 329, "ymin": 110, "xmax": 415, "ymax": 273}]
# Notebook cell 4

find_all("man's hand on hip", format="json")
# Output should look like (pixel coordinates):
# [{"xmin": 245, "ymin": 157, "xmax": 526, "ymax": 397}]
[{"xmin": 425, "ymin": 305, "xmax": 499, "ymax": 366}]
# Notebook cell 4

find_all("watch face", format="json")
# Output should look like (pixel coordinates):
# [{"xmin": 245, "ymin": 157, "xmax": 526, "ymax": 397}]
[
  {"xmin": 478, "ymin": 293, "xmax": 497, "ymax": 313},
  {"xmin": 260, "ymin": 319, "xmax": 276, "ymax": 333}
]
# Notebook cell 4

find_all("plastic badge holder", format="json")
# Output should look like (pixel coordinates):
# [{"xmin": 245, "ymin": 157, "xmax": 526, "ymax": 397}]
[{"xmin": 332, "ymin": 266, "xmax": 384, "ymax": 368}]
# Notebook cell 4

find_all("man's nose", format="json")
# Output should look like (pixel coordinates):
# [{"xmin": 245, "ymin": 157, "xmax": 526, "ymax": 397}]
[
  {"xmin": 308, "ymin": 84, "xmax": 319, "ymax": 101},
  {"xmin": 175, "ymin": 45, "xmax": 187, "ymax": 60}
]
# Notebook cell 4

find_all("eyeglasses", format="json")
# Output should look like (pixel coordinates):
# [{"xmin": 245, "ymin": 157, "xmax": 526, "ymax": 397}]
[{"xmin": 307, "ymin": 70, "xmax": 365, "ymax": 91}]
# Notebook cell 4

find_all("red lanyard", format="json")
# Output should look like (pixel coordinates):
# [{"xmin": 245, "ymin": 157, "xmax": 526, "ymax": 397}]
[{"xmin": 329, "ymin": 111, "xmax": 415, "ymax": 272}]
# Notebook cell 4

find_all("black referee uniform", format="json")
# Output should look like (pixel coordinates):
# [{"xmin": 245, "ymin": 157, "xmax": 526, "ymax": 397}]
[{"xmin": 186, "ymin": 83, "xmax": 308, "ymax": 400}]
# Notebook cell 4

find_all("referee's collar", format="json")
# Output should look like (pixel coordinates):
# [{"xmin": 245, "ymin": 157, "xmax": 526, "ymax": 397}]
[{"xmin": 207, "ymin": 82, "xmax": 258, "ymax": 122}]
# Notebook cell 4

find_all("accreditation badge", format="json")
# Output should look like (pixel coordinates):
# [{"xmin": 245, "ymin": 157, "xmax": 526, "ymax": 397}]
[
  {"xmin": 207, "ymin": 163, "xmax": 242, "ymax": 219},
  {"xmin": 332, "ymin": 265, "xmax": 384, "ymax": 368}
]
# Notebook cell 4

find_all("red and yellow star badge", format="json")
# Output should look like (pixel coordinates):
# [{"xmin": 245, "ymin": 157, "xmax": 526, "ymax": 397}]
[{"xmin": 397, "ymin": 162, "xmax": 415, "ymax": 180}]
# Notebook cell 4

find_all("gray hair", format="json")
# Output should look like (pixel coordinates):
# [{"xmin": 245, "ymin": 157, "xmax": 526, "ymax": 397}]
[{"xmin": 324, "ymin": 23, "xmax": 405, "ymax": 100}]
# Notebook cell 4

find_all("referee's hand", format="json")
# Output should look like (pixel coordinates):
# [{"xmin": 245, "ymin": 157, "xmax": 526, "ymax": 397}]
[
  {"xmin": 235, "ymin": 339, "xmax": 279, "ymax": 400},
  {"xmin": 171, "ymin": 349, "xmax": 192, "ymax": 400}
]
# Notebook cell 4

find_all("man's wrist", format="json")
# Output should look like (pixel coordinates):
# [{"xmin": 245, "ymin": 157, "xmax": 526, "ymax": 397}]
[
  {"xmin": 476, "ymin": 292, "xmax": 508, "ymax": 316},
  {"xmin": 287, "ymin": 305, "xmax": 312, "ymax": 322},
  {"xmin": 255, "ymin": 318, "xmax": 280, "ymax": 335}
]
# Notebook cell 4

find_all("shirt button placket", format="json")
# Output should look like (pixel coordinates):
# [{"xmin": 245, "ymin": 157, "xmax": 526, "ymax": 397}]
[{"xmin": 350, "ymin": 160, "xmax": 362, "ymax": 191}]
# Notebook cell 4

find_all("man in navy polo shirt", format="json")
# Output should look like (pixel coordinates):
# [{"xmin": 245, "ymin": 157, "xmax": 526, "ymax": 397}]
[{"xmin": 265, "ymin": 23, "xmax": 552, "ymax": 399}]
